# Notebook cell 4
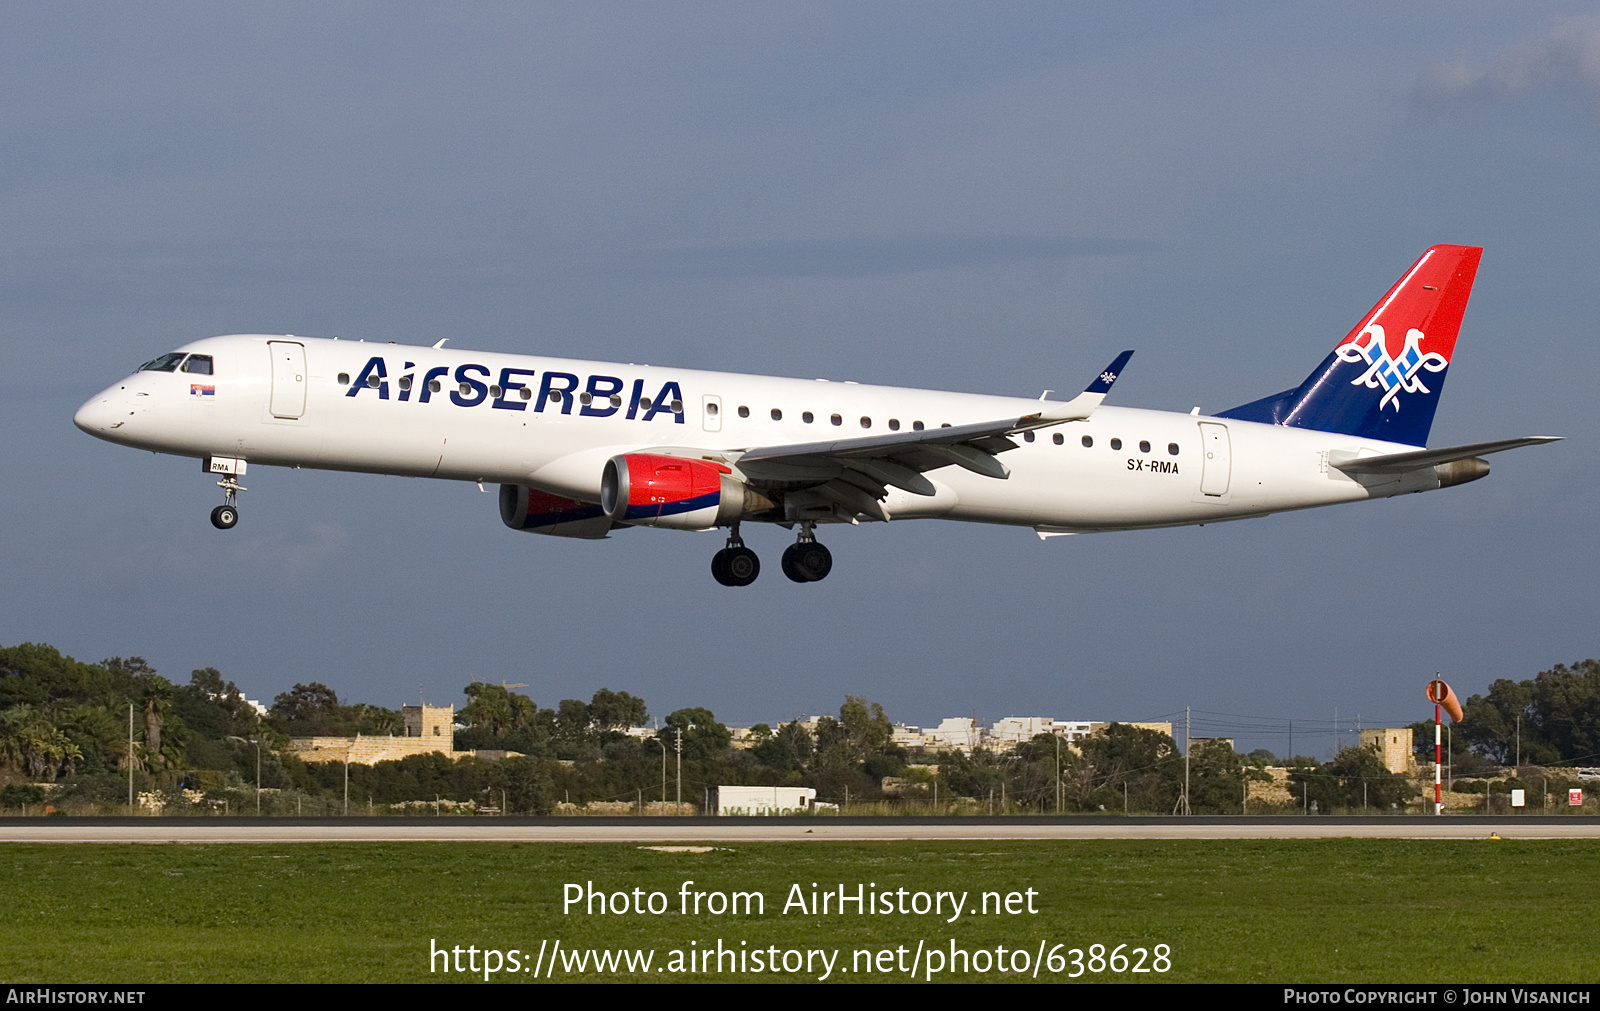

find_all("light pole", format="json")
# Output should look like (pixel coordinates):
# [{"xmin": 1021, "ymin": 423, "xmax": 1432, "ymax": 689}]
[
  {"xmin": 649, "ymin": 737, "xmax": 666, "ymax": 807},
  {"xmin": 228, "ymin": 736, "xmax": 262, "ymax": 815},
  {"xmin": 674, "ymin": 726, "xmax": 684, "ymax": 810}
]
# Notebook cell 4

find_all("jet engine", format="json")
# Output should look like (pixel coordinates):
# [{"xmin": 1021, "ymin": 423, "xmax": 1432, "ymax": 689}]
[
  {"xmin": 499, "ymin": 484, "xmax": 614, "ymax": 539},
  {"xmin": 601, "ymin": 453, "xmax": 772, "ymax": 530}
]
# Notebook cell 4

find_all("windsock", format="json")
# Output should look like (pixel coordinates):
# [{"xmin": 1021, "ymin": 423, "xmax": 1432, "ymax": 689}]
[{"xmin": 1427, "ymin": 679, "xmax": 1464, "ymax": 722}]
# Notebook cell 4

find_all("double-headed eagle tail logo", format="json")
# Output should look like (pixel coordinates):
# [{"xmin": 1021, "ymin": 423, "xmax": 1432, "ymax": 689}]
[{"xmin": 1333, "ymin": 323, "xmax": 1448, "ymax": 412}]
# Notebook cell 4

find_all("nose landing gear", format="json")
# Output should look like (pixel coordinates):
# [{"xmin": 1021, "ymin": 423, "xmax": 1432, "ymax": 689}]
[
  {"xmin": 781, "ymin": 523, "xmax": 832, "ymax": 583},
  {"xmin": 210, "ymin": 475, "xmax": 245, "ymax": 530},
  {"xmin": 711, "ymin": 524, "xmax": 760, "ymax": 586}
]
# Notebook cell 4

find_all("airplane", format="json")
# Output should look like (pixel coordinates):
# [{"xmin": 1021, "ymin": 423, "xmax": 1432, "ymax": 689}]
[{"xmin": 74, "ymin": 244, "xmax": 1558, "ymax": 586}]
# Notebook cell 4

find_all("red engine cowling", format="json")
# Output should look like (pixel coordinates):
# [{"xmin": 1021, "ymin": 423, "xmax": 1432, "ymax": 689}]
[
  {"xmin": 499, "ymin": 484, "xmax": 614, "ymax": 539},
  {"xmin": 601, "ymin": 454, "xmax": 770, "ymax": 530}
]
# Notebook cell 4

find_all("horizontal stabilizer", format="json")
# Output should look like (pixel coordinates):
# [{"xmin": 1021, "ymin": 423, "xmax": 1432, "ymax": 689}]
[{"xmin": 1329, "ymin": 436, "xmax": 1561, "ymax": 474}]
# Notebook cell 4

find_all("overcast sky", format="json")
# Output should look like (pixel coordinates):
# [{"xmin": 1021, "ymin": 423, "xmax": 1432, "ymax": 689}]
[{"xmin": 5, "ymin": 3, "xmax": 1597, "ymax": 756}]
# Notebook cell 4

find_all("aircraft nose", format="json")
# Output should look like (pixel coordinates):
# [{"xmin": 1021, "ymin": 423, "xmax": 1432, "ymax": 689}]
[{"xmin": 74, "ymin": 393, "xmax": 116, "ymax": 434}]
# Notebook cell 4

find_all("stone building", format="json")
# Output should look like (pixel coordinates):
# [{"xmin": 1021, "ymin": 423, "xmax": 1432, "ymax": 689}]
[
  {"xmin": 1359, "ymin": 728, "xmax": 1415, "ymax": 774},
  {"xmin": 287, "ymin": 704, "xmax": 479, "ymax": 765}
]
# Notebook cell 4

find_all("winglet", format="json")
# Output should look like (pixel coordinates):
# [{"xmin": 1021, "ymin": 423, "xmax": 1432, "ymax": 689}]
[{"xmin": 1029, "ymin": 350, "xmax": 1134, "ymax": 425}]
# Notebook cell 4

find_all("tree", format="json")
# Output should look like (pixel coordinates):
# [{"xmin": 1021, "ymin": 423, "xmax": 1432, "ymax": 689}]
[
  {"xmin": 753, "ymin": 721, "xmax": 811, "ymax": 773},
  {"xmin": 838, "ymin": 697, "xmax": 892, "ymax": 760},
  {"xmin": 139, "ymin": 675, "xmax": 175, "ymax": 767},
  {"xmin": 1185, "ymin": 738, "xmax": 1259, "ymax": 814},
  {"xmin": 658, "ymin": 708, "xmax": 731, "ymax": 760},
  {"xmin": 270, "ymin": 683, "xmax": 341, "ymax": 725},
  {"xmin": 1327, "ymin": 745, "xmax": 1417, "ymax": 810},
  {"xmin": 1077, "ymin": 723, "xmax": 1183, "ymax": 813},
  {"xmin": 460, "ymin": 682, "xmax": 537, "ymax": 739},
  {"xmin": 588, "ymin": 689, "xmax": 648, "ymax": 732},
  {"xmin": 1457, "ymin": 660, "xmax": 1600, "ymax": 765}
]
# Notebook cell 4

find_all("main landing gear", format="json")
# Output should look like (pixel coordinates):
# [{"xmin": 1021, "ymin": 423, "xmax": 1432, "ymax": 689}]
[
  {"xmin": 210, "ymin": 475, "xmax": 245, "ymax": 530},
  {"xmin": 711, "ymin": 524, "xmax": 834, "ymax": 587},
  {"xmin": 781, "ymin": 522, "xmax": 832, "ymax": 584},
  {"xmin": 711, "ymin": 524, "xmax": 760, "ymax": 587}
]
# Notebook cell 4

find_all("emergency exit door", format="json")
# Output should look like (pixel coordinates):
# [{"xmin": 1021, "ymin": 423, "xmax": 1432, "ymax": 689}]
[{"xmin": 268, "ymin": 341, "xmax": 306, "ymax": 419}]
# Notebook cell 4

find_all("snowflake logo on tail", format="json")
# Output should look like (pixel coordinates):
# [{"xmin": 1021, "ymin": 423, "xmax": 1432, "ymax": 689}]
[{"xmin": 1334, "ymin": 323, "xmax": 1447, "ymax": 412}]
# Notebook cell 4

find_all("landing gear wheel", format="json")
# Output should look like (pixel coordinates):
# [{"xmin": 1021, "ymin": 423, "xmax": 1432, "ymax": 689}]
[
  {"xmin": 781, "ymin": 544, "xmax": 811, "ymax": 583},
  {"xmin": 794, "ymin": 540, "xmax": 831, "ymax": 581},
  {"xmin": 211, "ymin": 472, "xmax": 246, "ymax": 531},
  {"xmin": 712, "ymin": 523, "xmax": 760, "ymax": 586},
  {"xmin": 724, "ymin": 546, "xmax": 760, "ymax": 586}
]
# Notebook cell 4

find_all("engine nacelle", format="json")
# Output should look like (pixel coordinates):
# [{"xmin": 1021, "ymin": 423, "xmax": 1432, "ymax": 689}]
[
  {"xmin": 601, "ymin": 453, "xmax": 771, "ymax": 530},
  {"xmin": 499, "ymin": 484, "xmax": 614, "ymax": 539}
]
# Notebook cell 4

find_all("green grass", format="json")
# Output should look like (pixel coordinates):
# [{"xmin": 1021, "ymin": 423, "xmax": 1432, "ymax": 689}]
[{"xmin": 0, "ymin": 840, "xmax": 1593, "ymax": 983}]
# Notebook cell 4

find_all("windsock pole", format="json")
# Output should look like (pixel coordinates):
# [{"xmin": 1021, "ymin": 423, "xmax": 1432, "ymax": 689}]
[{"xmin": 1435, "ymin": 703, "xmax": 1443, "ymax": 816}]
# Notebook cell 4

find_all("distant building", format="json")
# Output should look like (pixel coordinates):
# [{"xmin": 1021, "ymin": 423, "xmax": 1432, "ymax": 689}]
[
  {"xmin": 709, "ymin": 786, "xmax": 819, "ymax": 816},
  {"xmin": 287, "ymin": 704, "xmax": 520, "ymax": 765},
  {"xmin": 1088, "ymin": 721, "xmax": 1174, "ymax": 740},
  {"xmin": 1359, "ymin": 728, "xmax": 1415, "ymax": 774}
]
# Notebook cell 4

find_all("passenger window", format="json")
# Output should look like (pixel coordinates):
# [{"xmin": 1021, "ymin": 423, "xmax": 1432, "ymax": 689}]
[
  {"xmin": 831, "ymin": 414, "xmax": 842, "ymax": 426},
  {"xmin": 1081, "ymin": 435, "xmax": 1093, "ymax": 448},
  {"xmin": 639, "ymin": 397, "xmax": 653, "ymax": 411},
  {"xmin": 1139, "ymin": 440, "xmax": 1151, "ymax": 453},
  {"xmin": 860, "ymin": 416, "xmax": 871, "ymax": 429},
  {"xmin": 802, "ymin": 411, "xmax": 814, "ymax": 424},
  {"xmin": 912, "ymin": 421, "xmax": 924, "ymax": 431},
  {"xmin": 338, "ymin": 373, "xmax": 350, "ymax": 385},
  {"xmin": 138, "ymin": 352, "xmax": 186, "ymax": 373},
  {"xmin": 738, "ymin": 406, "xmax": 750, "ymax": 418},
  {"xmin": 889, "ymin": 419, "xmax": 900, "ymax": 431},
  {"xmin": 398, "ymin": 376, "xmax": 412, "ymax": 391},
  {"xmin": 579, "ymin": 391, "xmax": 593, "ymax": 405},
  {"xmin": 770, "ymin": 408, "xmax": 782, "ymax": 421},
  {"xmin": 1168, "ymin": 443, "xmax": 1179, "ymax": 455},
  {"xmin": 429, "ymin": 380, "xmax": 442, "ymax": 393},
  {"xmin": 522, "ymin": 388, "xmax": 534, "ymax": 400},
  {"xmin": 705, "ymin": 401, "xmax": 717, "ymax": 415},
  {"xmin": 1023, "ymin": 431, "xmax": 1035, "ymax": 443},
  {"xmin": 1053, "ymin": 433, "xmax": 1064, "ymax": 445},
  {"xmin": 371, "ymin": 375, "xmax": 383, "ymax": 388},
  {"xmin": 671, "ymin": 399, "xmax": 683, "ymax": 413},
  {"xmin": 1110, "ymin": 438, "xmax": 1122, "ymax": 450},
  {"xmin": 610, "ymin": 394, "xmax": 622, "ymax": 407},
  {"xmin": 180, "ymin": 355, "xmax": 213, "ymax": 375}
]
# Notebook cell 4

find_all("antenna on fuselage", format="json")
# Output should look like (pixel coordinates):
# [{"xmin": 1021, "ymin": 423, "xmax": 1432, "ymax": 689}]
[{"xmin": 433, "ymin": 339, "xmax": 449, "ymax": 349}]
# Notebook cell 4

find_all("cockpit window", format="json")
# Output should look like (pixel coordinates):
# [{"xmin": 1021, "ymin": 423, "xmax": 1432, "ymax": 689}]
[
  {"xmin": 180, "ymin": 355, "xmax": 213, "ymax": 375},
  {"xmin": 138, "ymin": 352, "xmax": 186, "ymax": 373}
]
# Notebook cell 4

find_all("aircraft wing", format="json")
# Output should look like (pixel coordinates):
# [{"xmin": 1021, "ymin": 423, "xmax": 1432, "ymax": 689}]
[
  {"xmin": 1329, "ymin": 436, "xmax": 1562, "ymax": 474},
  {"xmin": 731, "ymin": 352, "xmax": 1133, "ymax": 507}
]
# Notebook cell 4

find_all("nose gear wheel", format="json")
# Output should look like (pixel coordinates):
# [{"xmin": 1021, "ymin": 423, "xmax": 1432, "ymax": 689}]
[{"xmin": 211, "ymin": 474, "xmax": 245, "ymax": 530}]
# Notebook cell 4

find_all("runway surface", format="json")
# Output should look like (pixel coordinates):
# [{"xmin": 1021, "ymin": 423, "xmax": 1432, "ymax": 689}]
[{"xmin": 2, "ymin": 817, "xmax": 1597, "ymax": 843}]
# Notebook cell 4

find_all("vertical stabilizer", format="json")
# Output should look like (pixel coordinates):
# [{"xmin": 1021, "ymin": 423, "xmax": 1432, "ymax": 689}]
[{"xmin": 1218, "ymin": 245, "xmax": 1482, "ymax": 446}]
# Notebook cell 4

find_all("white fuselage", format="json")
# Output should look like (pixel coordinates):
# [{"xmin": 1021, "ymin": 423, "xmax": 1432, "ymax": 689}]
[{"xmin": 75, "ymin": 334, "xmax": 1441, "ymax": 534}]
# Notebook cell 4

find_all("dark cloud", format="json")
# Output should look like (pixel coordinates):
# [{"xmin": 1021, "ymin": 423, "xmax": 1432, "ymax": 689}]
[{"xmin": 1416, "ymin": 16, "xmax": 1600, "ymax": 114}]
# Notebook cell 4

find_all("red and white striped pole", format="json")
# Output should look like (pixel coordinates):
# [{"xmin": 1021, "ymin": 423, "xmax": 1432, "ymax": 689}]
[
  {"xmin": 1435, "ymin": 702, "xmax": 1443, "ymax": 816},
  {"xmin": 1426, "ymin": 679, "xmax": 1463, "ymax": 817}
]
